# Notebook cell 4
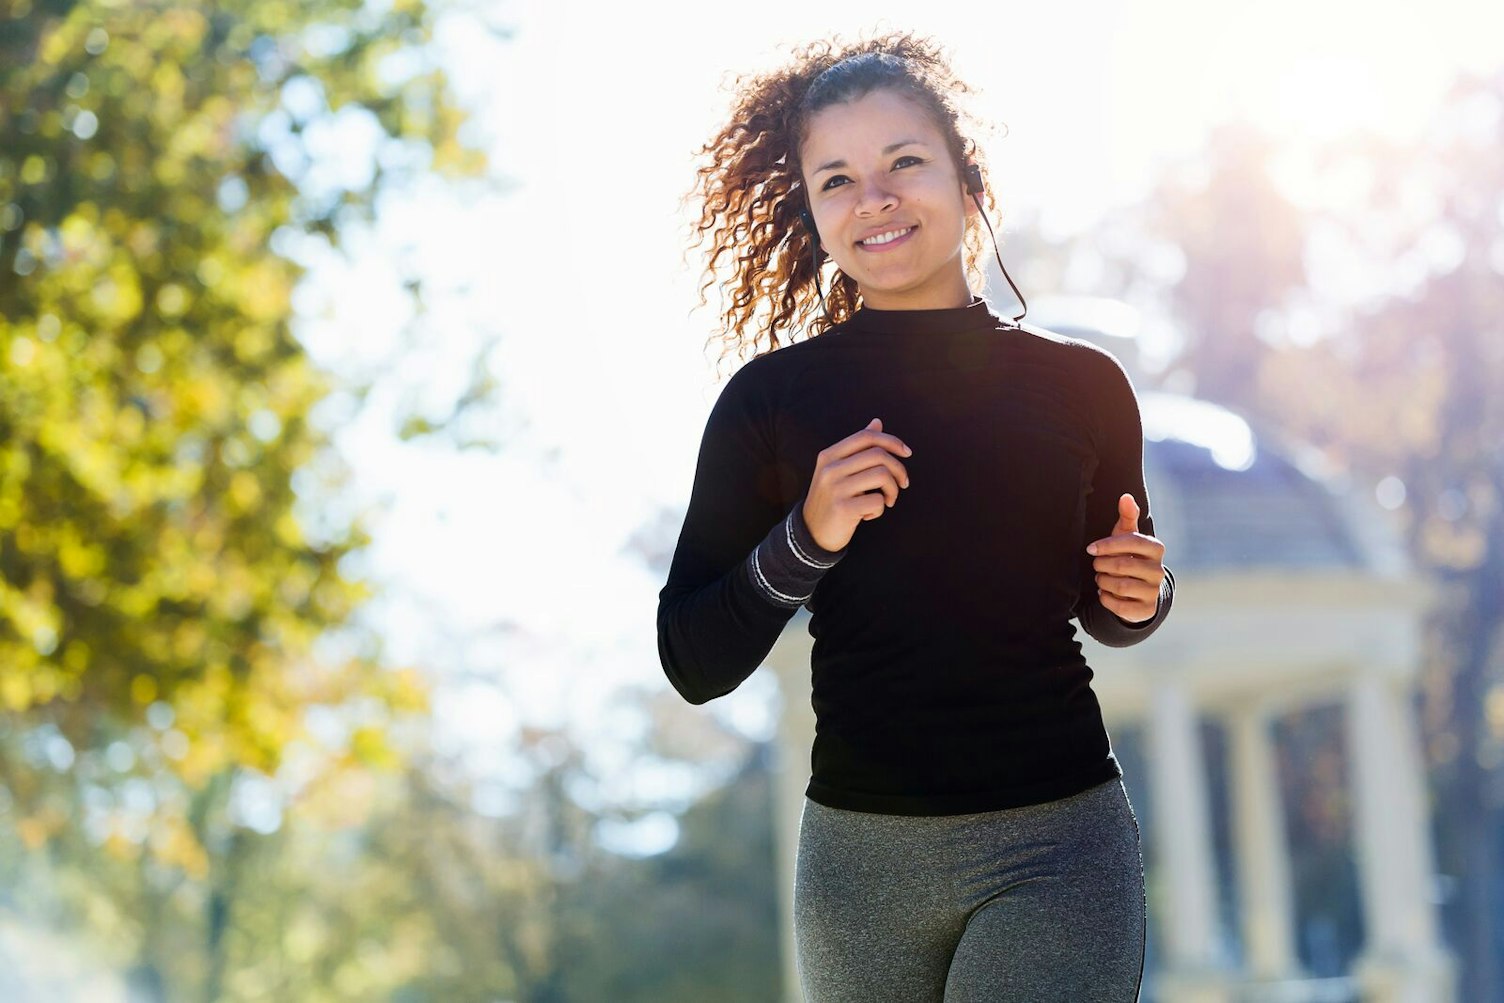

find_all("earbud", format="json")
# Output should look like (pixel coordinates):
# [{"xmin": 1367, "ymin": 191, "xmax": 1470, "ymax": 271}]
[
  {"xmin": 798, "ymin": 203, "xmax": 818, "ymax": 247},
  {"xmin": 964, "ymin": 162, "xmax": 984, "ymax": 197}
]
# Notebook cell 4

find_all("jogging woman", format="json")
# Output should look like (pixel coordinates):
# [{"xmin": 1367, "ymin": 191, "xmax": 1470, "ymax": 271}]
[{"xmin": 657, "ymin": 29, "xmax": 1174, "ymax": 1002}]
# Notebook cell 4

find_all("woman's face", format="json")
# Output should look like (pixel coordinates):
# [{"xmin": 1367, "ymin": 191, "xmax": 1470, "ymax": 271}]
[{"xmin": 800, "ymin": 88, "xmax": 978, "ymax": 311}]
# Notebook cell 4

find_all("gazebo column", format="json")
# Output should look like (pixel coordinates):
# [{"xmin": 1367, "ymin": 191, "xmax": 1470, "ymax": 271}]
[
  {"xmin": 1227, "ymin": 708, "xmax": 1301, "ymax": 979},
  {"xmin": 1148, "ymin": 680, "xmax": 1233, "ymax": 1003},
  {"xmin": 1344, "ymin": 670, "xmax": 1458, "ymax": 1002}
]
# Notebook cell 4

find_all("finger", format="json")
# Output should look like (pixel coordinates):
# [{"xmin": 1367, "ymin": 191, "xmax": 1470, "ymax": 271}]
[
  {"xmin": 849, "ymin": 463, "xmax": 905, "ymax": 508},
  {"xmin": 1092, "ymin": 564, "xmax": 1160, "ymax": 593},
  {"xmin": 1095, "ymin": 572, "xmax": 1158, "ymax": 603},
  {"xmin": 839, "ymin": 447, "xmax": 909, "ymax": 495},
  {"xmin": 1112, "ymin": 492, "xmax": 1141, "ymax": 535},
  {"xmin": 828, "ymin": 417, "xmax": 911, "ymax": 461},
  {"xmin": 1100, "ymin": 571, "xmax": 1155, "ymax": 613},
  {"xmin": 1087, "ymin": 533, "xmax": 1165, "ymax": 560},
  {"xmin": 1100, "ymin": 544, "xmax": 1167, "ymax": 568},
  {"xmin": 1092, "ymin": 553, "xmax": 1165, "ymax": 578},
  {"xmin": 1097, "ymin": 589, "xmax": 1154, "ymax": 623}
]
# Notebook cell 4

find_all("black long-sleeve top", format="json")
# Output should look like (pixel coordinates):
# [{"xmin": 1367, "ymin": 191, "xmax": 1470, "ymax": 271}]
[{"xmin": 657, "ymin": 294, "xmax": 1175, "ymax": 816}]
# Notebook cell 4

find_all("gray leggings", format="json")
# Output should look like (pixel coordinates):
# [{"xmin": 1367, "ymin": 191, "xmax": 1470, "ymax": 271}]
[{"xmin": 794, "ymin": 776, "xmax": 1145, "ymax": 1002}]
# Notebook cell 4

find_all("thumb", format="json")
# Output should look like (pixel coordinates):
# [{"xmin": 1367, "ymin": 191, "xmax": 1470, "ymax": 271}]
[
  {"xmin": 1113, "ymin": 493, "xmax": 1140, "ymax": 535},
  {"xmin": 868, "ymin": 417, "xmax": 881, "ymax": 431}
]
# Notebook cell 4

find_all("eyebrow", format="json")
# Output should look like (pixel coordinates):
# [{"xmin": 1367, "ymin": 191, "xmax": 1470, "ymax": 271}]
[{"xmin": 812, "ymin": 139, "xmax": 926, "ymax": 176}]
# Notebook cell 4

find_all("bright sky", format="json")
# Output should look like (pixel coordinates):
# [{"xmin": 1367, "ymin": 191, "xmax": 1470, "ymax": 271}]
[{"xmin": 287, "ymin": 0, "xmax": 1504, "ymax": 852}]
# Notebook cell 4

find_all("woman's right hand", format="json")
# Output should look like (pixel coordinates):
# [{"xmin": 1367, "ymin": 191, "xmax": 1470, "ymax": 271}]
[{"xmin": 802, "ymin": 417, "xmax": 913, "ymax": 553}]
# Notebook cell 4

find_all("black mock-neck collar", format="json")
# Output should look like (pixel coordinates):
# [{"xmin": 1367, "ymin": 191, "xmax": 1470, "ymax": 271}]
[{"xmin": 845, "ymin": 294, "xmax": 1003, "ymax": 337}]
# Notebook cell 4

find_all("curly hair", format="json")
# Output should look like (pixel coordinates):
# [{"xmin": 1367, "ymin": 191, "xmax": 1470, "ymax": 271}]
[{"xmin": 682, "ymin": 28, "xmax": 1006, "ymax": 377}]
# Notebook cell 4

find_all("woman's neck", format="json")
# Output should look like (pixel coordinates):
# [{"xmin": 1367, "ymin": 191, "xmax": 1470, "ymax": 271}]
[
  {"xmin": 857, "ymin": 274, "xmax": 974, "ymax": 311},
  {"xmin": 846, "ymin": 294, "xmax": 996, "ymax": 338}
]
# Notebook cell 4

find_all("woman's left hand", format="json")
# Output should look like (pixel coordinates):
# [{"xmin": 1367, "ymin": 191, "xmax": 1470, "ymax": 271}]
[{"xmin": 1085, "ymin": 493, "xmax": 1166, "ymax": 624}]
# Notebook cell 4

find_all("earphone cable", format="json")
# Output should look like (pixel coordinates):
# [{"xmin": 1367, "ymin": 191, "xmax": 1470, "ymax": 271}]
[{"xmin": 972, "ymin": 191, "xmax": 1026, "ymax": 329}]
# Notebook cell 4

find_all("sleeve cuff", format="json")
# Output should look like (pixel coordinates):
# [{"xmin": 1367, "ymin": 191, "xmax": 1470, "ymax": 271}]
[{"xmin": 742, "ymin": 498, "xmax": 848, "ymax": 609}]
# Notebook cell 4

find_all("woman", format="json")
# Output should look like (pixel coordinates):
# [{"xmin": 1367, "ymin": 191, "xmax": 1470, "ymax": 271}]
[{"xmin": 657, "ymin": 29, "xmax": 1174, "ymax": 1002}]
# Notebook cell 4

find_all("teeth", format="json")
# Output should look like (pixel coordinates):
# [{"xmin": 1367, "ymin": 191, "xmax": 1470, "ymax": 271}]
[{"xmin": 861, "ymin": 227, "xmax": 912, "ymax": 245}]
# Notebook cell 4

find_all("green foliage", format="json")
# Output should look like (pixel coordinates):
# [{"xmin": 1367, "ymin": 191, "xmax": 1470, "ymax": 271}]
[
  {"xmin": 0, "ymin": 0, "xmax": 483, "ymax": 749},
  {"xmin": 552, "ymin": 746, "xmax": 783, "ymax": 1002},
  {"xmin": 0, "ymin": 0, "xmax": 493, "ymax": 997}
]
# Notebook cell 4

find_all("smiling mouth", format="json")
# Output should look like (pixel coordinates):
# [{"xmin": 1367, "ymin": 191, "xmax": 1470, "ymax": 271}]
[{"xmin": 857, "ymin": 225, "xmax": 917, "ymax": 248}]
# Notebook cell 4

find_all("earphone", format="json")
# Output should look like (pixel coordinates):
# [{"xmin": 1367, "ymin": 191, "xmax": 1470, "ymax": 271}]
[
  {"xmin": 964, "ymin": 161, "xmax": 985, "ymax": 197},
  {"xmin": 796, "ymin": 161, "xmax": 1027, "ymax": 328}
]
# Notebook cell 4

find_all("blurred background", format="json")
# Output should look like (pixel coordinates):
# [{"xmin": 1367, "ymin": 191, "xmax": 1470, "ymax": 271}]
[{"xmin": 2, "ymin": 0, "xmax": 1502, "ymax": 1000}]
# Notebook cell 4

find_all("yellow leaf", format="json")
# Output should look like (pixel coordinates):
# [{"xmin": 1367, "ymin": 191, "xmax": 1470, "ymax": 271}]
[{"xmin": 131, "ymin": 673, "xmax": 158, "ymax": 705}]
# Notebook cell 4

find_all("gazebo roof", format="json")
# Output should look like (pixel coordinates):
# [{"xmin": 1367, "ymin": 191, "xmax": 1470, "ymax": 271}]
[{"xmin": 1140, "ymin": 392, "xmax": 1369, "ymax": 573}]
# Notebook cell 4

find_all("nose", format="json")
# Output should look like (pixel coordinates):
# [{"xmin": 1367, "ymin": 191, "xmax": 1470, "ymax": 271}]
[{"xmin": 853, "ymin": 178, "xmax": 898, "ymax": 216}]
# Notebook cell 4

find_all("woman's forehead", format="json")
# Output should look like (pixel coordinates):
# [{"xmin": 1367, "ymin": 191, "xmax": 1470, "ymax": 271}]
[{"xmin": 801, "ymin": 91, "xmax": 941, "ymax": 163}]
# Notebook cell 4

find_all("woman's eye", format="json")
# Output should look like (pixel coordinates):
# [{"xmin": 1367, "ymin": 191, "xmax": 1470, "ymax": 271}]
[{"xmin": 821, "ymin": 156, "xmax": 925, "ymax": 190}]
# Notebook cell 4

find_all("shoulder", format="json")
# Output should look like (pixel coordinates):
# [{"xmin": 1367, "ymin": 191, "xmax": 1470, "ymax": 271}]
[
  {"xmin": 1012, "ymin": 321, "xmax": 1132, "ymax": 385},
  {"xmin": 1010, "ymin": 322, "xmax": 1142, "ymax": 434},
  {"xmin": 716, "ymin": 332, "xmax": 830, "ymax": 405}
]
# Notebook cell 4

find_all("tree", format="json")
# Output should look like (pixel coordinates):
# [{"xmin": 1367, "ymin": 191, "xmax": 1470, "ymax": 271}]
[
  {"xmin": 1103, "ymin": 121, "xmax": 1310, "ymax": 419},
  {"xmin": 1056, "ymin": 67, "xmax": 1504, "ymax": 996},
  {"xmin": 1252, "ymin": 67, "xmax": 1504, "ymax": 1001},
  {"xmin": 1101, "ymin": 69, "xmax": 1504, "ymax": 1000},
  {"xmin": 0, "ymin": 0, "xmax": 499, "ymax": 997}
]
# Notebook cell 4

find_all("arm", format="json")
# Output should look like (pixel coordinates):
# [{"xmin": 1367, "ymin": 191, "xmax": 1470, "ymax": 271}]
[
  {"xmin": 1072, "ymin": 349, "xmax": 1175, "ymax": 647},
  {"xmin": 656, "ymin": 363, "xmax": 846, "ymax": 705}
]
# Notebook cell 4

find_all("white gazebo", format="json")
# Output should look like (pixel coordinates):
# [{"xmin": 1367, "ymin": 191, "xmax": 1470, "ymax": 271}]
[{"xmin": 759, "ymin": 302, "xmax": 1459, "ymax": 1003}]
